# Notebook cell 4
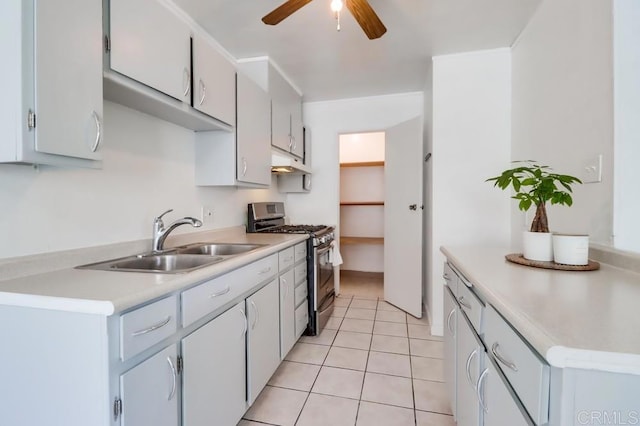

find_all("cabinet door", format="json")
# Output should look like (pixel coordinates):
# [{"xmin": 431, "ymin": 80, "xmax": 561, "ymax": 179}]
[
  {"xmin": 247, "ymin": 280, "xmax": 281, "ymax": 405},
  {"xmin": 110, "ymin": 0, "xmax": 191, "ymax": 103},
  {"xmin": 456, "ymin": 312, "xmax": 482, "ymax": 426},
  {"xmin": 192, "ymin": 34, "xmax": 236, "ymax": 126},
  {"xmin": 120, "ymin": 344, "xmax": 179, "ymax": 426},
  {"xmin": 280, "ymin": 269, "xmax": 296, "ymax": 359},
  {"xmin": 481, "ymin": 359, "xmax": 530, "ymax": 426},
  {"xmin": 237, "ymin": 73, "xmax": 271, "ymax": 186},
  {"xmin": 443, "ymin": 287, "xmax": 457, "ymax": 419},
  {"xmin": 290, "ymin": 98, "xmax": 304, "ymax": 159},
  {"xmin": 34, "ymin": 0, "xmax": 103, "ymax": 160},
  {"xmin": 182, "ymin": 301, "xmax": 247, "ymax": 426},
  {"xmin": 271, "ymin": 99, "xmax": 292, "ymax": 152}
]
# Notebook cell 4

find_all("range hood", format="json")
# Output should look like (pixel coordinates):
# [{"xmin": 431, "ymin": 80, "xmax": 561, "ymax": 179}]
[{"xmin": 271, "ymin": 151, "xmax": 311, "ymax": 174}]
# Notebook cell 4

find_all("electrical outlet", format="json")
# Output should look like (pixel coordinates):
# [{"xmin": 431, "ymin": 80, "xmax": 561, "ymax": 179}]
[
  {"xmin": 201, "ymin": 205, "xmax": 214, "ymax": 225},
  {"xmin": 581, "ymin": 155, "xmax": 602, "ymax": 184}
]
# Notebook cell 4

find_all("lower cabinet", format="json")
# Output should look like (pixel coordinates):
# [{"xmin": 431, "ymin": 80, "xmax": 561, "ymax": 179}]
[
  {"xmin": 443, "ymin": 286, "xmax": 457, "ymax": 418},
  {"xmin": 481, "ymin": 358, "xmax": 530, "ymax": 426},
  {"xmin": 119, "ymin": 344, "xmax": 180, "ymax": 426},
  {"xmin": 279, "ymin": 268, "xmax": 296, "ymax": 358},
  {"xmin": 456, "ymin": 312, "xmax": 483, "ymax": 426},
  {"xmin": 247, "ymin": 279, "xmax": 281, "ymax": 405},
  {"xmin": 182, "ymin": 301, "xmax": 247, "ymax": 426}
]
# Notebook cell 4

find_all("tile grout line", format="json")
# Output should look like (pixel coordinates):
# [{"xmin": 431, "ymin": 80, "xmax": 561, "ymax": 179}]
[{"xmin": 353, "ymin": 295, "xmax": 379, "ymax": 426}]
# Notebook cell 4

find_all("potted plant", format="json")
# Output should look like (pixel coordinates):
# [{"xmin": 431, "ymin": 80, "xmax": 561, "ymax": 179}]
[{"xmin": 487, "ymin": 161, "xmax": 582, "ymax": 261}]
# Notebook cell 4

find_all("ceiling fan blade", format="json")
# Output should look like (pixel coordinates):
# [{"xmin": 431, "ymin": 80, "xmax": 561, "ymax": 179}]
[
  {"xmin": 262, "ymin": 0, "xmax": 313, "ymax": 25},
  {"xmin": 346, "ymin": 0, "xmax": 387, "ymax": 39}
]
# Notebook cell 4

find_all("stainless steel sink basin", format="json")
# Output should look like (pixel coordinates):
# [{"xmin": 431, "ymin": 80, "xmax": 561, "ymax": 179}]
[
  {"xmin": 78, "ymin": 253, "xmax": 225, "ymax": 273},
  {"xmin": 176, "ymin": 243, "xmax": 265, "ymax": 256}
]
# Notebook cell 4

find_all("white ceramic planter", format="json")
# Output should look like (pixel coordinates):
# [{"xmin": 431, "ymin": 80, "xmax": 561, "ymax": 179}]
[
  {"xmin": 522, "ymin": 231, "xmax": 553, "ymax": 261},
  {"xmin": 553, "ymin": 234, "xmax": 589, "ymax": 265}
]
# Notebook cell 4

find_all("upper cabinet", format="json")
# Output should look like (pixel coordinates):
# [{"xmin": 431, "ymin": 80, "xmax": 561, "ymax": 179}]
[
  {"xmin": 0, "ymin": 0, "xmax": 103, "ymax": 167},
  {"xmin": 110, "ymin": 0, "xmax": 192, "ymax": 104},
  {"xmin": 105, "ymin": 0, "xmax": 235, "ymax": 131}
]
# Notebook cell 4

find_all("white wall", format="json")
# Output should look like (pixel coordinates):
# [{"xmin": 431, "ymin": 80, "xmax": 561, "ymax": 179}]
[
  {"xmin": 339, "ymin": 132, "xmax": 385, "ymax": 163},
  {"xmin": 511, "ymin": 0, "xmax": 614, "ymax": 246},
  {"xmin": 0, "ymin": 102, "xmax": 283, "ymax": 259},
  {"xmin": 430, "ymin": 48, "xmax": 512, "ymax": 335},
  {"xmin": 613, "ymin": 0, "xmax": 640, "ymax": 252}
]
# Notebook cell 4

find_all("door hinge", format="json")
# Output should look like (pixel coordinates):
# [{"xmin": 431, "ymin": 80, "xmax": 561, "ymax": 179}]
[
  {"xmin": 177, "ymin": 355, "xmax": 183, "ymax": 374},
  {"xmin": 113, "ymin": 397, "xmax": 122, "ymax": 421},
  {"xmin": 27, "ymin": 109, "xmax": 36, "ymax": 130},
  {"xmin": 104, "ymin": 34, "xmax": 111, "ymax": 52}
]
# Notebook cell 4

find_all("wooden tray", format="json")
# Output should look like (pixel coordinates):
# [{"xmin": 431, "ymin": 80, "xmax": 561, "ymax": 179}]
[{"xmin": 505, "ymin": 253, "xmax": 600, "ymax": 271}]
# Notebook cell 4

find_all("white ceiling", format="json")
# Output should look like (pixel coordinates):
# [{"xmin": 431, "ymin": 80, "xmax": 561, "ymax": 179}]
[{"xmin": 173, "ymin": 0, "xmax": 541, "ymax": 101}]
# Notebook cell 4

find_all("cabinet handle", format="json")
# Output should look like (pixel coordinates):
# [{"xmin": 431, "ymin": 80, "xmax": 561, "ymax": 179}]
[
  {"xmin": 91, "ymin": 111, "xmax": 102, "ymax": 152},
  {"xmin": 288, "ymin": 134, "xmax": 293, "ymax": 149},
  {"xmin": 183, "ymin": 67, "xmax": 191, "ymax": 97},
  {"xmin": 167, "ymin": 356, "xmax": 177, "ymax": 401},
  {"xmin": 242, "ymin": 157, "xmax": 247, "ymax": 176},
  {"xmin": 258, "ymin": 267, "xmax": 272, "ymax": 275},
  {"xmin": 250, "ymin": 300, "xmax": 259, "ymax": 330},
  {"xmin": 131, "ymin": 316, "xmax": 171, "ymax": 336},
  {"xmin": 443, "ymin": 273, "xmax": 450, "ymax": 280},
  {"xmin": 458, "ymin": 296, "xmax": 472, "ymax": 310},
  {"xmin": 477, "ymin": 368, "xmax": 489, "ymax": 413},
  {"xmin": 198, "ymin": 79, "xmax": 206, "ymax": 105},
  {"xmin": 491, "ymin": 342, "xmax": 518, "ymax": 372},
  {"xmin": 465, "ymin": 347, "xmax": 479, "ymax": 390},
  {"xmin": 282, "ymin": 278, "xmax": 289, "ymax": 298},
  {"xmin": 446, "ymin": 308, "xmax": 455, "ymax": 334},
  {"xmin": 209, "ymin": 286, "xmax": 230, "ymax": 298},
  {"xmin": 292, "ymin": 135, "xmax": 297, "ymax": 150},
  {"xmin": 239, "ymin": 308, "xmax": 248, "ymax": 338}
]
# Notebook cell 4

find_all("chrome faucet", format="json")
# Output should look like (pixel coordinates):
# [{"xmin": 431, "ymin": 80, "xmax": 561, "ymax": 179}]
[{"xmin": 152, "ymin": 209, "xmax": 203, "ymax": 252}]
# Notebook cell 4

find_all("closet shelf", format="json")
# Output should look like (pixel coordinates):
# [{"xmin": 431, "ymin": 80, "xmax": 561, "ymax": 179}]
[
  {"xmin": 340, "ymin": 237, "xmax": 384, "ymax": 245},
  {"xmin": 340, "ymin": 161, "xmax": 384, "ymax": 168},
  {"xmin": 340, "ymin": 201, "xmax": 384, "ymax": 206}
]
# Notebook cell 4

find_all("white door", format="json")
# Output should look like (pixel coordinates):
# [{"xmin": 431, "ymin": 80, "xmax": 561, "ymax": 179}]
[
  {"xmin": 35, "ymin": 0, "xmax": 103, "ymax": 160},
  {"xmin": 120, "ymin": 344, "xmax": 179, "ymax": 426},
  {"xmin": 279, "ymin": 269, "xmax": 296, "ymax": 359},
  {"xmin": 384, "ymin": 117, "xmax": 423, "ymax": 317},
  {"xmin": 247, "ymin": 280, "xmax": 281, "ymax": 405},
  {"xmin": 182, "ymin": 301, "xmax": 247, "ymax": 426}
]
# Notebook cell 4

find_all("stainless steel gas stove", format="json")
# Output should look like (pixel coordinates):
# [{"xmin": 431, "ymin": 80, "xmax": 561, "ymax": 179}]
[{"xmin": 247, "ymin": 202, "xmax": 335, "ymax": 336}]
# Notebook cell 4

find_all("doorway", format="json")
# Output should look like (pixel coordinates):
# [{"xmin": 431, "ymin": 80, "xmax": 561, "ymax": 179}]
[{"xmin": 338, "ymin": 132, "xmax": 385, "ymax": 298}]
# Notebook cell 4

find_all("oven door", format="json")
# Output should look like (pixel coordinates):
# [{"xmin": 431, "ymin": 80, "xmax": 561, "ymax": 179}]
[{"xmin": 314, "ymin": 244, "xmax": 334, "ymax": 310}]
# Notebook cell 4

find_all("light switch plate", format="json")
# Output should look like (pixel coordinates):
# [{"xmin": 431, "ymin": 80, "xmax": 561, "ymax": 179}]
[
  {"xmin": 201, "ymin": 205, "xmax": 214, "ymax": 224},
  {"xmin": 581, "ymin": 155, "xmax": 602, "ymax": 184}
]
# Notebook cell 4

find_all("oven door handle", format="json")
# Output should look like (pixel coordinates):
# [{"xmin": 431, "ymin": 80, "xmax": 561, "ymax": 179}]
[{"xmin": 316, "ymin": 244, "xmax": 332, "ymax": 256}]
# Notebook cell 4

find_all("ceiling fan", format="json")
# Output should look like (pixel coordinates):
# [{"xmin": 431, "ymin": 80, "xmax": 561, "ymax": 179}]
[{"xmin": 262, "ymin": 0, "xmax": 387, "ymax": 40}]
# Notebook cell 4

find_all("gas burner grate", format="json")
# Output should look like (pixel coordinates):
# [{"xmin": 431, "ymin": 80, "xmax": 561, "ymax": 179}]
[{"xmin": 260, "ymin": 225, "xmax": 327, "ymax": 234}]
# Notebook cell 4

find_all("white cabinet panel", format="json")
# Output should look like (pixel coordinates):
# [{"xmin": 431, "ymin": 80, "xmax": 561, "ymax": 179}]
[
  {"xmin": 272, "ymin": 99, "xmax": 292, "ymax": 152},
  {"xmin": 192, "ymin": 34, "xmax": 236, "ymax": 126},
  {"xmin": 290, "ymin": 100, "xmax": 304, "ymax": 158},
  {"xmin": 120, "ymin": 344, "xmax": 179, "ymax": 426},
  {"xmin": 120, "ymin": 295, "xmax": 177, "ymax": 361},
  {"xmin": 34, "ymin": 0, "xmax": 103, "ymax": 160},
  {"xmin": 481, "ymin": 358, "xmax": 530, "ymax": 426},
  {"xmin": 456, "ymin": 312, "xmax": 482, "ymax": 426},
  {"xmin": 444, "ymin": 286, "xmax": 457, "ymax": 419},
  {"xmin": 182, "ymin": 301, "xmax": 247, "ymax": 426},
  {"xmin": 280, "ymin": 269, "xmax": 296, "ymax": 359},
  {"xmin": 247, "ymin": 280, "xmax": 281, "ymax": 405},
  {"xmin": 110, "ymin": 0, "xmax": 191, "ymax": 103}
]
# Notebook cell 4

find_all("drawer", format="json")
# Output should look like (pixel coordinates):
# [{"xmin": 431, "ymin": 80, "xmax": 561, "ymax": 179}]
[
  {"xmin": 294, "ymin": 262, "xmax": 307, "ymax": 285},
  {"xmin": 443, "ymin": 262, "xmax": 458, "ymax": 298},
  {"xmin": 295, "ymin": 301, "xmax": 309, "ymax": 337},
  {"xmin": 485, "ymin": 305, "xmax": 549, "ymax": 425},
  {"xmin": 120, "ymin": 295, "xmax": 177, "ymax": 361},
  {"xmin": 182, "ymin": 254, "xmax": 277, "ymax": 327},
  {"xmin": 279, "ymin": 247, "xmax": 295, "ymax": 271},
  {"xmin": 294, "ymin": 242, "xmax": 307, "ymax": 262},
  {"xmin": 457, "ymin": 281, "xmax": 484, "ymax": 333},
  {"xmin": 295, "ymin": 282, "xmax": 308, "ymax": 307}
]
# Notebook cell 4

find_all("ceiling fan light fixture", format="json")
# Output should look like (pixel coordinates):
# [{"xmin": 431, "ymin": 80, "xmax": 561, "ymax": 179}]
[{"xmin": 330, "ymin": 0, "xmax": 343, "ymax": 13}]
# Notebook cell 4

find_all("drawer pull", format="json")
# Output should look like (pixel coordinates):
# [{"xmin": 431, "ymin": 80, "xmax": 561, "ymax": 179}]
[
  {"xmin": 209, "ymin": 286, "xmax": 231, "ymax": 298},
  {"xmin": 458, "ymin": 296, "xmax": 472, "ymax": 310},
  {"xmin": 477, "ymin": 368, "xmax": 489, "ymax": 413},
  {"xmin": 167, "ymin": 356, "xmax": 177, "ymax": 401},
  {"xmin": 446, "ymin": 308, "xmax": 456, "ymax": 333},
  {"xmin": 131, "ymin": 316, "xmax": 171, "ymax": 337},
  {"xmin": 491, "ymin": 342, "xmax": 518, "ymax": 372},
  {"xmin": 466, "ymin": 348, "xmax": 479, "ymax": 389},
  {"xmin": 443, "ymin": 273, "xmax": 450, "ymax": 280},
  {"xmin": 258, "ymin": 267, "xmax": 272, "ymax": 275}
]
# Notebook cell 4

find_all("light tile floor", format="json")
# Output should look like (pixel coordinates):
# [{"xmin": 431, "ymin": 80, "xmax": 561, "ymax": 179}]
[{"xmin": 240, "ymin": 295, "xmax": 454, "ymax": 426}]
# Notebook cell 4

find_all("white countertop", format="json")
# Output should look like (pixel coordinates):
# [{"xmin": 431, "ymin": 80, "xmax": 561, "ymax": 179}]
[
  {"xmin": 0, "ymin": 232, "xmax": 308, "ymax": 316},
  {"xmin": 441, "ymin": 246, "xmax": 640, "ymax": 375}
]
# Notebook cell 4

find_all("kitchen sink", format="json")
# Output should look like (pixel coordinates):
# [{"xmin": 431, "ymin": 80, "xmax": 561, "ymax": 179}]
[
  {"xmin": 176, "ymin": 243, "xmax": 265, "ymax": 256},
  {"xmin": 77, "ymin": 253, "xmax": 226, "ymax": 273}
]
